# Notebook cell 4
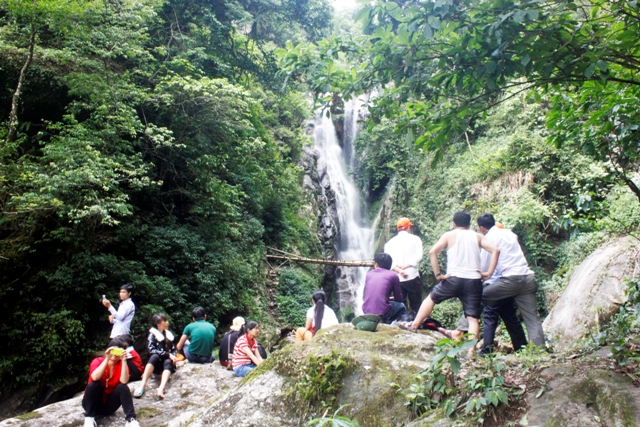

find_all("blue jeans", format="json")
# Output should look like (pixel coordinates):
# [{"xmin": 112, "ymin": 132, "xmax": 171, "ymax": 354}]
[
  {"xmin": 380, "ymin": 301, "xmax": 407, "ymax": 324},
  {"xmin": 233, "ymin": 363, "xmax": 256, "ymax": 377},
  {"xmin": 184, "ymin": 344, "xmax": 214, "ymax": 364}
]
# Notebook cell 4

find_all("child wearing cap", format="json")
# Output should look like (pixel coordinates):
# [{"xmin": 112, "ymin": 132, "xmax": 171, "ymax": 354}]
[
  {"xmin": 219, "ymin": 317, "xmax": 245, "ymax": 368},
  {"xmin": 176, "ymin": 307, "xmax": 217, "ymax": 364}
]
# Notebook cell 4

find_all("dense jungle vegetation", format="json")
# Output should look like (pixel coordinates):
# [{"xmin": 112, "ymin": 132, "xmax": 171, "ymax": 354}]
[
  {"xmin": 280, "ymin": 0, "xmax": 640, "ymax": 325},
  {"xmin": 0, "ymin": 0, "xmax": 331, "ymax": 411},
  {"xmin": 2, "ymin": 0, "xmax": 640, "ymax": 421}
]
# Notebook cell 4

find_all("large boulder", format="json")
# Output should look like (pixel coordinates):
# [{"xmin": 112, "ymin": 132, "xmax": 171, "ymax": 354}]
[
  {"xmin": 195, "ymin": 324, "xmax": 439, "ymax": 427},
  {"xmin": 0, "ymin": 361, "xmax": 239, "ymax": 427},
  {"xmin": 543, "ymin": 236, "xmax": 639, "ymax": 349},
  {"xmin": 521, "ymin": 363, "xmax": 640, "ymax": 427}
]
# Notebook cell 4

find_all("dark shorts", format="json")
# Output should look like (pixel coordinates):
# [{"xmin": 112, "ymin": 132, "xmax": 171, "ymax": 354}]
[{"xmin": 429, "ymin": 277, "xmax": 483, "ymax": 318}]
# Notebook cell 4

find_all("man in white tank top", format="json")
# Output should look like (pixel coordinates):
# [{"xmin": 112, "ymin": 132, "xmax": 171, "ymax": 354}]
[{"xmin": 410, "ymin": 211, "xmax": 500, "ymax": 343}]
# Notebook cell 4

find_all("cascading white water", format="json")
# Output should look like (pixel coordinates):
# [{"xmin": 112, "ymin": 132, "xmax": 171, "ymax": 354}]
[{"xmin": 314, "ymin": 100, "xmax": 374, "ymax": 315}]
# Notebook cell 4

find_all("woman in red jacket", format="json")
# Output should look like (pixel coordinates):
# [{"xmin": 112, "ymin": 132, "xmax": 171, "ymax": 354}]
[{"xmin": 82, "ymin": 338, "xmax": 139, "ymax": 427}]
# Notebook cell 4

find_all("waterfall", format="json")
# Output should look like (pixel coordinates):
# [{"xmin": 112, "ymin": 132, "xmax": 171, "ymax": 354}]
[{"xmin": 313, "ymin": 100, "xmax": 374, "ymax": 316}]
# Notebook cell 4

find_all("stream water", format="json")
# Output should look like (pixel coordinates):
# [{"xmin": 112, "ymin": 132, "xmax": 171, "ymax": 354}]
[{"xmin": 313, "ymin": 100, "xmax": 374, "ymax": 315}]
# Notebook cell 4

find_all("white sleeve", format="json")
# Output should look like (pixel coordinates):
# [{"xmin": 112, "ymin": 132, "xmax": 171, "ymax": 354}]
[
  {"xmin": 111, "ymin": 300, "xmax": 133, "ymax": 321},
  {"xmin": 384, "ymin": 241, "xmax": 397, "ymax": 268},
  {"xmin": 409, "ymin": 236, "xmax": 423, "ymax": 267}
]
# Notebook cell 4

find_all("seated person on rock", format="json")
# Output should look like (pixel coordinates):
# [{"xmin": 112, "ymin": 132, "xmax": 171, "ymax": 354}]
[
  {"xmin": 362, "ymin": 253, "xmax": 407, "ymax": 324},
  {"xmin": 295, "ymin": 290, "xmax": 339, "ymax": 341},
  {"xmin": 176, "ymin": 306, "xmax": 217, "ymax": 364},
  {"xmin": 219, "ymin": 316, "xmax": 245, "ymax": 368},
  {"xmin": 117, "ymin": 334, "xmax": 144, "ymax": 381},
  {"xmin": 82, "ymin": 338, "xmax": 140, "ymax": 427},
  {"xmin": 232, "ymin": 320, "xmax": 263, "ymax": 377},
  {"xmin": 134, "ymin": 313, "xmax": 177, "ymax": 399}
]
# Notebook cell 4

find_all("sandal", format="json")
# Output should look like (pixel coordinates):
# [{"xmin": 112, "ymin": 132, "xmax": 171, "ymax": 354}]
[{"xmin": 133, "ymin": 388, "xmax": 145, "ymax": 398}]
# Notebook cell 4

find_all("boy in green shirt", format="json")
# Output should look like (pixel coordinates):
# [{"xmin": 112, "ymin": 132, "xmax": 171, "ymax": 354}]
[{"xmin": 176, "ymin": 307, "xmax": 217, "ymax": 364}]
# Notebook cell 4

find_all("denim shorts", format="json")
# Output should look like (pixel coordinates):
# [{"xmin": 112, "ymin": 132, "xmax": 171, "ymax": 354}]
[{"xmin": 233, "ymin": 363, "xmax": 257, "ymax": 377}]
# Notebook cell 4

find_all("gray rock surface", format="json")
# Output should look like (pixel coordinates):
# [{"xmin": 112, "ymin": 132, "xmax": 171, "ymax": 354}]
[
  {"xmin": 197, "ymin": 324, "xmax": 439, "ymax": 427},
  {"xmin": 0, "ymin": 361, "xmax": 239, "ymax": 427},
  {"xmin": 521, "ymin": 365, "xmax": 640, "ymax": 427},
  {"xmin": 543, "ymin": 236, "xmax": 640, "ymax": 349}
]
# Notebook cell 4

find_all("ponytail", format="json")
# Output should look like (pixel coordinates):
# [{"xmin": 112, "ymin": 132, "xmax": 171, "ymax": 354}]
[
  {"xmin": 312, "ymin": 290, "xmax": 326, "ymax": 335},
  {"xmin": 239, "ymin": 320, "xmax": 258, "ymax": 339}
]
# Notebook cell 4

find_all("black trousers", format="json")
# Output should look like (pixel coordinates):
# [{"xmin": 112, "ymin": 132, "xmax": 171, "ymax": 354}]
[
  {"xmin": 400, "ymin": 276, "xmax": 423, "ymax": 312},
  {"xmin": 82, "ymin": 381, "xmax": 136, "ymax": 420},
  {"xmin": 148, "ymin": 354, "xmax": 175, "ymax": 374},
  {"xmin": 126, "ymin": 359, "xmax": 141, "ymax": 382},
  {"xmin": 480, "ymin": 297, "xmax": 528, "ymax": 354}
]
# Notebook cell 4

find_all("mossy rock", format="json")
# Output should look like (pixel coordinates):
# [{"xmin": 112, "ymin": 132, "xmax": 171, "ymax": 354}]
[
  {"xmin": 199, "ymin": 324, "xmax": 440, "ymax": 427},
  {"xmin": 523, "ymin": 365, "xmax": 640, "ymax": 427}
]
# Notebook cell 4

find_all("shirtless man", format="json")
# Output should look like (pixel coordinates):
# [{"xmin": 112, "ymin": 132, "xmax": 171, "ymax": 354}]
[{"xmin": 410, "ymin": 211, "xmax": 500, "ymax": 341}]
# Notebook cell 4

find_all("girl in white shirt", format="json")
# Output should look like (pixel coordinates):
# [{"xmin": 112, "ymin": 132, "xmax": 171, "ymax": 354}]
[{"xmin": 295, "ymin": 290, "xmax": 339, "ymax": 341}]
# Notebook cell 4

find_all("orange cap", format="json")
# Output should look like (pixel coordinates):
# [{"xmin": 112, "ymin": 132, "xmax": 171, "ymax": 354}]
[
  {"xmin": 396, "ymin": 218, "xmax": 413, "ymax": 230},
  {"xmin": 496, "ymin": 222, "xmax": 504, "ymax": 229}
]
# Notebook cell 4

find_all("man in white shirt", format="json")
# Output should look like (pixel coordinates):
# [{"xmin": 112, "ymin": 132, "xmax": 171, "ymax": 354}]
[
  {"xmin": 476, "ymin": 214, "xmax": 545, "ymax": 346},
  {"xmin": 410, "ymin": 211, "xmax": 500, "ymax": 342},
  {"xmin": 383, "ymin": 218, "xmax": 424, "ymax": 313},
  {"xmin": 102, "ymin": 284, "xmax": 136, "ymax": 338}
]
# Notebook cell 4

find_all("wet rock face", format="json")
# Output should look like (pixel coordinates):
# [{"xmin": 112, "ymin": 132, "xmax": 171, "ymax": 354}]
[
  {"xmin": 0, "ymin": 361, "xmax": 240, "ymax": 427},
  {"xmin": 543, "ymin": 236, "xmax": 640, "ymax": 349},
  {"xmin": 521, "ymin": 365, "xmax": 640, "ymax": 427},
  {"xmin": 300, "ymin": 142, "xmax": 338, "ymax": 259}
]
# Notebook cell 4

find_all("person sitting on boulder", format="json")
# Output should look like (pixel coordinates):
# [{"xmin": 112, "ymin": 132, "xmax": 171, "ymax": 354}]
[
  {"xmin": 295, "ymin": 290, "xmax": 339, "ymax": 341},
  {"xmin": 176, "ymin": 306, "xmax": 217, "ymax": 364},
  {"xmin": 232, "ymin": 320, "xmax": 263, "ymax": 377},
  {"xmin": 118, "ymin": 334, "xmax": 144, "ymax": 381},
  {"xmin": 134, "ymin": 313, "xmax": 177, "ymax": 399},
  {"xmin": 219, "ymin": 316, "xmax": 245, "ymax": 368},
  {"xmin": 82, "ymin": 338, "xmax": 140, "ymax": 427},
  {"xmin": 362, "ymin": 253, "xmax": 407, "ymax": 324}
]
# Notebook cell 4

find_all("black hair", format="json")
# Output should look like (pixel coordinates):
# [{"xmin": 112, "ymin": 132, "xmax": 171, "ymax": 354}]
[
  {"xmin": 192, "ymin": 306, "xmax": 206, "ymax": 321},
  {"xmin": 374, "ymin": 253, "xmax": 393, "ymax": 270},
  {"xmin": 151, "ymin": 313, "xmax": 168, "ymax": 328},
  {"xmin": 120, "ymin": 283, "xmax": 134, "ymax": 293},
  {"xmin": 312, "ymin": 290, "xmax": 327, "ymax": 334},
  {"xmin": 477, "ymin": 213, "xmax": 496, "ymax": 229},
  {"xmin": 452, "ymin": 211, "xmax": 471, "ymax": 228},
  {"xmin": 107, "ymin": 337, "xmax": 127, "ymax": 350},
  {"xmin": 239, "ymin": 320, "xmax": 259, "ymax": 336},
  {"xmin": 118, "ymin": 334, "xmax": 134, "ymax": 347}
]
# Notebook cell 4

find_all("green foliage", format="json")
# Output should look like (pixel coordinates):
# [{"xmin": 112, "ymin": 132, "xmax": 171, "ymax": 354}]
[
  {"xmin": 277, "ymin": 268, "xmax": 320, "ymax": 326},
  {"xmin": 399, "ymin": 338, "xmax": 514, "ymax": 424},
  {"xmin": 306, "ymin": 405, "xmax": 362, "ymax": 427},
  {"xmin": 0, "ymin": 0, "xmax": 331, "ymax": 402},
  {"xmin": 580, "ymin": 277, "xmax": 640, "ymax": 373},
  {"xmin": 290, "ymin": 351, "xmax": 355, "ymax": 411},
  {"xmin": 280, "ymin": 0, "xmax": 640, "ymax": 198}
]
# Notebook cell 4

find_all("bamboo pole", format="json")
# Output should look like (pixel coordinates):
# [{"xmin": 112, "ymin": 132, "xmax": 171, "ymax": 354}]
[
  {"xmin": 266, "ymin": 254, "xmax": 374, "ymax": 267},
  {"xmin": 265, "ymin": 247, "xmax": 374, "ymax": 267}
]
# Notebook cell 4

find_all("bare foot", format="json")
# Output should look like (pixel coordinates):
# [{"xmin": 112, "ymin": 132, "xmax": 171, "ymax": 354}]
[{"xmin": 156, "ymin": 389, "xmax": 165, "ymax": 400}]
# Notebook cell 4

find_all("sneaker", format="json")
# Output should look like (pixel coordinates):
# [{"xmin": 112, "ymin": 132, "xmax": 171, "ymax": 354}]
[
  {"xmin": 84, "ymin": 417, "xmax": 97, "ymax": 427},
  {"xmin": 125, "ymin": 419, "xmax": 141, "ymax": 427}
]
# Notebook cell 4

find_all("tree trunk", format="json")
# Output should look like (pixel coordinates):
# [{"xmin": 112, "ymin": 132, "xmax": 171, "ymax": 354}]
[{"xmin": 6, "ymin": 24, "xmax": 36, "ymax": 143}]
